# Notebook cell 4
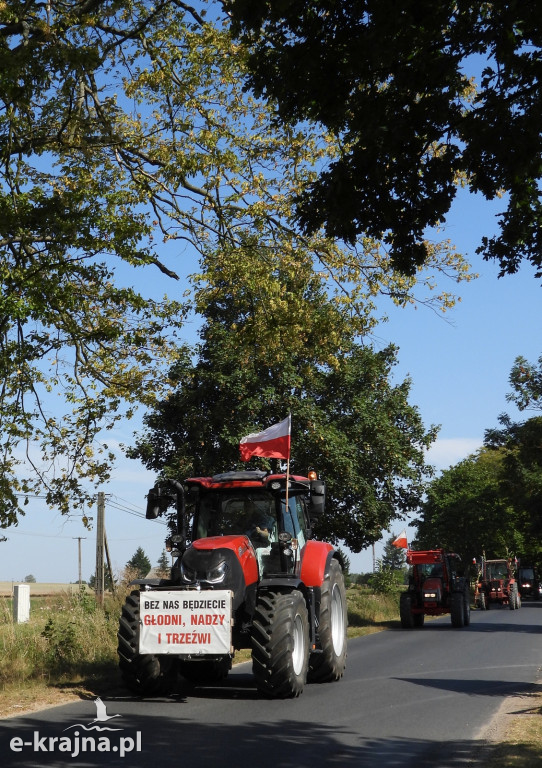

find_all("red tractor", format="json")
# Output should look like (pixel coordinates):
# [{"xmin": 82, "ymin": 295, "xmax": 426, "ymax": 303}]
[
  {"xmin": 400, "ymin": 548, "xmax": 471, "ymax": 628},
  {"xmin": 117, "ymin": 469, "xmax": 347, "ymax": 699},
  {"xmin": 474, "ymin": 557, "xmax": 520, "ymax": 610}
]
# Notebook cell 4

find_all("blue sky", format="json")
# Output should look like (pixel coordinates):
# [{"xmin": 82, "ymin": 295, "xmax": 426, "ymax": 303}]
[{"xmin": 1, "ymin": 187, "xmax": 541, "ymax": 583}]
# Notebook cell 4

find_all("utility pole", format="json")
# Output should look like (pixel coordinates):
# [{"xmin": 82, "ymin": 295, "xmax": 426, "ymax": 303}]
[
  {"xmin": 104, "ymin": 530, "xmax": 116, "ymax": 595},
  {"xmin": 73, "ymin": 536, "xmax": 86, "ymax": 589},
  {"xmin": 95, "ymin": 492, "xmax": 105, "ymax": 606}
]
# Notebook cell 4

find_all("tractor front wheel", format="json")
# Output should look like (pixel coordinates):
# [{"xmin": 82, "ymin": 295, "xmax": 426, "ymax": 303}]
[
  {"xmin": 450, "ymin": 591, "xmax": 465, "ymax": 628},
  {"xmin": 308, "ymin": 559, "xmax": 348, "ymax": 683},
  {"xmin": 117, "ymin": 591, "xmax": 175, "ymax": 695},
  {"xmin": 400, "ymin": 592, "xmax": 415, "ymax": 628},
  {"xmin": 509, "ymin": 584, "xmax": 520, "ymax": 610},
  {"xmin": 251, "ymin": 590, "xmax": 309, "ymax": 698}
]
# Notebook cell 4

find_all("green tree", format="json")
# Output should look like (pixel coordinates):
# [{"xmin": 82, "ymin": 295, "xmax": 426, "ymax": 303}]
[
  {"xmin": 226, "ymin": 0, "xmax": 542, "ymax": 277},
  {"xmin": 0, "ymin": 1, "xmax": 471, "ymax": 529},
  {"xmin": 414, "ymin": 446, "xmax": 529, "ymax": 565},
  {"xmin": 130, "ymin": 254, "xmax": 437, "ymax": 552},
  {"xmin": 381, "ymin": 534, "xmax": 407, "ymax": 571},
  {"xmin": 126, "ymin": 547, "xmax": 152, "ymax": 579},
  {"xmin": 156, "ymin": 550, "xmax": 171, "ymax": 578},
  {"xmin": 507, "ymin": 355, "xmax": 542, "ymax": 412},
  {"xmin": 24, "ymin": 574, "xmax": 36, "ymax": 583},
  {"xmin": 485, "ymin": 415, "xmax": 542, "ymax": 556},
  {"xmin": 88, "ymin": 570, "xmax": 116, "ymax": 591}
]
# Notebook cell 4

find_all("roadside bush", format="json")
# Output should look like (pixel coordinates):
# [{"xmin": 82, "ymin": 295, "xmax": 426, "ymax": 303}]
[
  {"xmin": 368, "ymin": 560, "xmax": 404, "ymax": 594},
  {"xmin": 0, "ymin": 591, "xmax": 121, "ymax": 687}
]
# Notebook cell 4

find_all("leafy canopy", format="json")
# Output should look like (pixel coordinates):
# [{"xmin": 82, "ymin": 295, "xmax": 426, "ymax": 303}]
[
  {"xmin": 507, "ymin": 355, "xmax": 542, "ymax": 412},
  {"xmin": 1, "ymin": 0, "xmax": 472, "ymax": 526},
  {"xmin": 130, "ymin": 247, "xmax": 437, "ymax": 551},
  {"xmin": 225, "ymin": 0, "xmax": 542, "ymax": 277}
]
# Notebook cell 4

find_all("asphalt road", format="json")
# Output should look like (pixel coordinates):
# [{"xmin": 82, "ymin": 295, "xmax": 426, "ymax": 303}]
[{"xmin": 1, "ymin": 601, "xmax": 541, "ymax": 768}]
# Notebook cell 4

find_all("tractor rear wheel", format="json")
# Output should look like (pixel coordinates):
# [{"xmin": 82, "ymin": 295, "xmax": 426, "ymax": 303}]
[
  {"xmin": 117, "ymin": 591, "xmax": 174, "ymax": 695},
  {"xmin": 308, "ymin": 559, "xmax": 347, "ymax": 683},
  {"xmin": 450, "ymin": 591, "xmax": 465, "ymax": 628},
  {"xmin": 400, "ymin": 592, "xmax": 415, "ymax": 628},
  {"xmin": 251, "ymin": 590, "xmax": 309, "ymax": 698}
]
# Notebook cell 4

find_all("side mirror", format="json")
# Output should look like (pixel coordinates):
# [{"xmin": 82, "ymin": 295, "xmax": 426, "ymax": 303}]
[
  {"xmin": 309, "ymin": 479, "xmax": 326, "ymax": 519},
  {"xmin": 146, "ymin": 486, "xmax": 173, "ymax": 519}
]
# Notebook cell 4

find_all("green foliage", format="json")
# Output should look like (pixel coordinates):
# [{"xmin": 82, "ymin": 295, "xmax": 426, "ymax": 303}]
[
  {"xmin": 368, "ymin": 559, "xmax": 403, "ymax": 595},
  {"xmin": 0, "ymin": 0, "xmax": 473, "ymax": 527},
  {"xmin": 126, "ymin": 547, "xmax": 152, "ymax": 578},
  {"xmin": 156, "ymin": 550, "xmax": 171, "ymax": 577},
  {"xmin": 41, "ymin": 617, "xmax": 80, "ymax": 673},
  {"xmin": 484, "ymin": 415, "xmax": 542, "ymax": 560},
  {"xmin": 415, "ymin": 448, "xmax": 512, "ymax": 562},
  {"xmin": 227, "ymin": 0, "xmax": 542, "ymax": 278},
  {"xmin": 130, "ymin": 253, "xmax": 437, "ymax": 551},
  {"xmin": 507, "ymin": 355, "xmax": 542, "ymax": 412},
  {"xmin": 416, "ymin": 414, "xmax": 542, "ymax": 568}
]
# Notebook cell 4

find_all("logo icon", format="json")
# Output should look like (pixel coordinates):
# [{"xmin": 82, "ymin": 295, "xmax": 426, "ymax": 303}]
[{"xmin": 64, "ymin": 697, "xmax": 123, "ymax": 732}]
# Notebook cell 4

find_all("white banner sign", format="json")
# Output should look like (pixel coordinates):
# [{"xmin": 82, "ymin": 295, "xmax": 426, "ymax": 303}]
[{"xmin": 139, "ymin": 590, "xmax": 232, "ymax": 655}]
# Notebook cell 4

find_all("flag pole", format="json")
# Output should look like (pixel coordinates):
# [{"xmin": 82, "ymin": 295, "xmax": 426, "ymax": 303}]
[{"xmin": 285, "ymin": 413, "xmax": 291, "ymax": 513}]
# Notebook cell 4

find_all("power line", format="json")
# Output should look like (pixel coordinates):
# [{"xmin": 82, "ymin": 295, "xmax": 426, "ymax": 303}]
[{"xmin": 107, "ymin": 497, "xmax": 168, "ymax": 526}]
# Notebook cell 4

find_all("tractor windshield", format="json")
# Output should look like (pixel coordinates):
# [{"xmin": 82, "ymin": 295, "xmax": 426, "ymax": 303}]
[
  {"xmin": 195, "ymin": 490, "xmax": 277, "ymax": 545},
  {"xmin": 416, "ymin": 563, "xmax": 444, "ymax": 579},
  {"xmin": 485, "ymin": 562, "xmax": 509, "ymax": 580}
]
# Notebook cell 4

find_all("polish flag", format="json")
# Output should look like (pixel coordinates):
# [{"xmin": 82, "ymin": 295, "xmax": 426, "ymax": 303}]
[
  {"xmin": 239, "ymin": 416, "xmax": 291, "ymax": 462},
  {"xmin": 392, "ymin": 529, "xmax": 408, "ymax": 549}
]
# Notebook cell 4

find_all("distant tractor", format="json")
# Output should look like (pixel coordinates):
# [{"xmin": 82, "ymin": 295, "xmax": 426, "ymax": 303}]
[
  {"xmin": 474, "ymin": 557, "xmax": 520, "ymax": 610},
  {"xmin": 517, "ymin": 565, "xmax": 540, "ymax": 600},
  {"xmin": 400, "ymin": 548, "xmax": 471, "ymax": 629}
]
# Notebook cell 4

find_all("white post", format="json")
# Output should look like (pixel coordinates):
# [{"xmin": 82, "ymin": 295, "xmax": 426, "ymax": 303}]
[{"xmin": 13, "ymin": 584, "xmax": 30, "ymax": 623}]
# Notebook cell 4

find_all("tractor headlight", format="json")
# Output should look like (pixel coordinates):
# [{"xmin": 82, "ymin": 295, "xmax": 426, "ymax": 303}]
[
  {"xmin": 206, "ymin": 560, "xmax": 228, "ymax": 584},
  {"xmin": 180, "ymin": 561, "xmax": 196, "ymax": 583},
  {"xmin": 424, "ymin": 592, "xmax": 437, "ymax": 599}
]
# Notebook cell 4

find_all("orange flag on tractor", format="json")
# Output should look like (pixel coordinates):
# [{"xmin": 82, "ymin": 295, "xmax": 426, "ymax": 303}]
[
  {"xmin": 392, "ymin": 529, "xmax": 408, "ymax": 549},
  {"xmin": 239, "ymin": 416, "xmax": 291, "ymax": 462}
]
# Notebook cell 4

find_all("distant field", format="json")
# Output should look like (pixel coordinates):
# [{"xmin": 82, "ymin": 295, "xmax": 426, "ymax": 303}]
[{"xmin": 0, "ymin": 582, "xmax": 92, "ymax": 596}]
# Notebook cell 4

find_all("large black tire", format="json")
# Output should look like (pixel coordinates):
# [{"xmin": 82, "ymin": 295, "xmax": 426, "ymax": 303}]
[
  {"xmin": 251, "ymin": 590, "xmax": 309, "ymax": 698},
  {"xmin": 509, "ymin": 584, "xmax": 520, "ymax": 610},
  {"xmin": 400, "ymin": 592, "xmax": 415, "ymax": 629},
  {"xmin": 308, "ymin": 559, "xmax": 348, "ymax": 683},
  {"xmin": 117, "ymin": 591, "xmax": 174, "ymax": 695},
  {"xmin": 450, "ymin": 591, "xmax": 465, "ymax": 628},
  {"xmin": 463, "ymin": 587, "xmax": 471, "ymax": 626},
  {"xmin": 178, "ymin": 657, "xmax": 231, "ymax": 685},
  {"xmin": 413, "ymin": 611, "xmax": 425, "ymax": 628}
]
